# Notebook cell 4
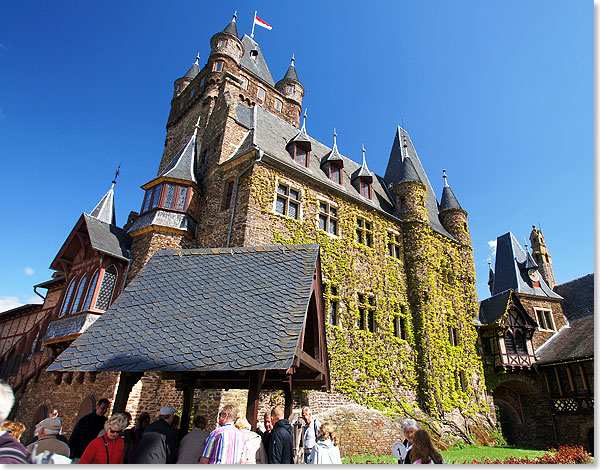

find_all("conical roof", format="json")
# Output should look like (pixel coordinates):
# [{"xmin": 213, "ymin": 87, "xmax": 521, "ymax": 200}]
[
  {"xmin": 183, "ymin": 55, "xmax": 200, "ymax": 80},
  {"xmin": 222, "ymin": 17, "xmax": 239, "ymax": 37},
  {"xmin": 440, "ymin": 185, "xmax": 462, "ymax": 212},
  {"xmin": 397, "ymin": 157, "xmax": 420, "ymax": 183},
  {"xmin": 322, "ymin": 132, "xmax": 343, "ymax": 165},
  {"xmin": 159, "ymin": 126, "xmax": 199, "ymax": 184},
  {"xmin": 282, "ymin": 56, "xmax": 299, "ymax": 82},
  {"xmin": 352, "ymin": 147, "xmax": 373, "ymax": 182},
  {"xmin": 90, "ymin": 184, "xmax": 116, "ymax": 226}
]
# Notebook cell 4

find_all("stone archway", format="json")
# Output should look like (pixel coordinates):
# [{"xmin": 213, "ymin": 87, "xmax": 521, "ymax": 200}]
[{"xmin": 494, "ymin": 399, "xmax": 520, "ymax": 445}]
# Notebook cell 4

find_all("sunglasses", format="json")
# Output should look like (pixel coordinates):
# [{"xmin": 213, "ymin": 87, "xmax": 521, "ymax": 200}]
[{"xmin": 108, "ymin": 429, "xmax": 121, "ymax": 435}]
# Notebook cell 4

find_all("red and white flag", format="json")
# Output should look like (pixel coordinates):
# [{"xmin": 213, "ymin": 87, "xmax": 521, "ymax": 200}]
[{"xmin": 253, "ymin": 14, "xmax": 272, "ymax": 30}]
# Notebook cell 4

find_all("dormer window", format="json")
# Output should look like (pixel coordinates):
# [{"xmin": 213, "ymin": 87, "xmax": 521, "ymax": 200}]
[
  {"xmin": 250, "ymin": 49, "xmax": 258, "ymax": 60},
  {"xmin": 326, "ymin": 163, "xmax": 342, "ymax": 184},
  {"xmin": 359, "ymin": 179, "xmax": 372, "ymax": 199},
  {"xmin": 292, "ymin": 143, "xmax": 310, "ymax": 167},
  {"xmin": 217, "ymin": 38, "xmax": 227, "ymax": 48},
  {"xmin": 212, "ymin": 61, "xmax": 224, "ymax": 72}
]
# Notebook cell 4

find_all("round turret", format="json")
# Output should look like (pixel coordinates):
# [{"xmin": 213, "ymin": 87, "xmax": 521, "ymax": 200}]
[
  {"xmin": 209, "ymin": 14, "xmax": 244, "ymax": 67},
  {"xmin": 173, "ymin": 54, "xmax": 200, "ymax": 97},
  {"xmin": 439, "ymin": 170, "xmax": 470, "ymax": 244},
  {"xmin": 392, "ymin": 145, "xmax": 428, "ymax": 223},
  {"xmin": 275, "ymin": 56, "xmax": 304, "ymax": 106}
]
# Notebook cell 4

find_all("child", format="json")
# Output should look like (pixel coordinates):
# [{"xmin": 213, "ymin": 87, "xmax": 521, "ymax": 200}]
[{"xmin": 410, "ymin": 429, "xmax": 444, "ymax": 464}]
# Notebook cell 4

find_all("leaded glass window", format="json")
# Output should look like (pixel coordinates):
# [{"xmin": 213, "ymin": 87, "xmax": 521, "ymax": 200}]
[
  {"xmin": 60, "ymin": 279, "xmax": 76, "ymax": 316},
  {"xmin": 82, "ymin": 270, "xmax": 99, "ymax": 311},
  {"xmin": 274, "ymin": 183, "xmax": 300, "ymax": 219},
  {"xmin": 176, "ymin": 187, "xmax": 188, "ymax": 210},
  {"xmin": 94, "ymin": 265, "xmax": 118, "ymax": 311},
  {"xmin": 164, "ymin": 184, "xmax": 175, "ymax": 208},
  {"xmin": 69, "ymin": 275, "xmax": 87, "ymax": 314}
]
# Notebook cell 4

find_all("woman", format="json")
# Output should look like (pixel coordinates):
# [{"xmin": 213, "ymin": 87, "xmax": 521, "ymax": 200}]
[
  {"xmin": 307, "ymin": 421, "xmax": 342, "ymax": 464},
  {"xmin": 234, "ymin": 417, "xmax": 267, "ymax": 464},
  {"xmin": 410, "ymin": 430, "xmax": 444, "ymax": 464},
  {"xmin": 398, "ymin": 418, "xmax": 418, "ymax": 464},
  {"xmin": 78, "ymin": 413, "xmax": 128, "ymax": 464}
]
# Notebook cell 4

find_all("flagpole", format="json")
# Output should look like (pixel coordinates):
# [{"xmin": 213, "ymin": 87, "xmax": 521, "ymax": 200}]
[{"xmin": 250, "ymin": 10, "xmax": 257, "ymax": 38}]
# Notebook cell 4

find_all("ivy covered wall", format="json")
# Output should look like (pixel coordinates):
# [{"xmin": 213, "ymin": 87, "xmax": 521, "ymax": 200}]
[{"xmin": 243, "ymin": 161, "xmax": 489, "ymax": 419}]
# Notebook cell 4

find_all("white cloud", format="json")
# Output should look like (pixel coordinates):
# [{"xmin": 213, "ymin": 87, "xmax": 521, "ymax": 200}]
[
  {"xmin": 26, "ymin": 296, "xmax": 43, "ymax": 305},
  {"xmin": 0, "ymin": 296, "xmax": 23, "ymax": 313},
  {"xmin": 487, "ymin": 240, "xmax": 497, "ymax": 259},
  {"xmin": 24, "ymin": 267, "xmax": 34, "ymax": 276}
]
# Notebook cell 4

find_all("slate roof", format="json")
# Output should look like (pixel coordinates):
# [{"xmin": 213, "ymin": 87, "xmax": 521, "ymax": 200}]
[
  {"xmin": 158, "ymin": 127, "xmax": 199, "ymax": 184},
  {"xmin": 48, "ymin": 245, "xmax": 320, "ymax": 373},
  {"xmin": 183, "ymin": 58, "xmax": 199, "ymax": 80},
  {"xmin": 490, "ymin": 232, "xmax": 561, "ymax": 299},
  {"xmin": 232, "ymin": 104, "xmax": 455, "ymax": 234},
  {"xmin": 222, "ymin": 18, "xmax": 239, "ymax": 37},
  {"xmin": 281, "ymin": 61, "xmax": 299, "ymax": 82},
  {"xmin": 384, "ymin": 128, "xmax": 456, "ymax": 240},
  {"xmin": 240, "ymin": 35, "xmax": 275, "ymax": 87},
  {"xmin": 477, "ymin": 290, "xmax": 511, "ymax": 325},
  {"xmin": 42, "ymin": 313, "xmax": 100, "ymax": 342},
  {"xmin": 535, "ymin": 315, "xmax": 594, "ymax": 365},
  {"xmin": 554, "ymin": 273, "xmax": 594, "ymax": 321},
  {"xmin": 440, "ymin": 184, "xmax": 462, "ymax": 212},
  {"xmin": 90, "ymin": 184, "xmax": 116, "ymax": 225},
  {"xmin": 83, "ymin": 214, "xmax": 131, "ymax": 261}
]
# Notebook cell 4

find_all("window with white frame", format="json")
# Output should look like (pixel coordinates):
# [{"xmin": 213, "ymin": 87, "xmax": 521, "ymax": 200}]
[
  {"xmin": 275, "ymin": 183, "xmax": 301, "ymax": 219},
  {"xmin": 257, "ymin": 87, "xmax": 266, "ymax": 101},
  {"xmin": 239, "ymin": 76, "xmax": 248, "ymax": 89},
  {"xmin": 212, "ymin": 60, "xmax": 224, "ymax": 72},
  {"xmin": 275, "ymin": 98, "xmax": 283, "ymax": 112},
  {"xmin": 356, "ymin": 217, "xmax": 373, "ymax": 247},
  {"xmin": 535, "ymin": 307, "xmax": 556, "ymax": 331},
  {"xmin": 387, "ymin": 230, "xmax": 401, "ymax": 259},
  {"xmin": 317, "ymin": 201, "xmax": 338, "ymax": 236}
]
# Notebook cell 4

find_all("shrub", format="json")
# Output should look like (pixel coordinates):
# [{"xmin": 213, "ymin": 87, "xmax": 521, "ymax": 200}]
[{"xmin": 460, "ymin": 445, "xmax": 592, "ymax": 465}]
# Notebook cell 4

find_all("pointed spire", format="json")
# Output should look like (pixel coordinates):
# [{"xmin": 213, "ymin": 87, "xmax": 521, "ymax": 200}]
[
  {"xmin": 90, "ymin": 173, "xmax": 117, "ymax": 226},
  {"xmin": 301, "ymin": 108, "xmax": 307, "ymax": 132},
  {"xmin": 322, "ymin": 128, "xmax": 343, "ymax": 165},
  {"xmin": 160, "ymin": 116, "xmax": 201, "ymax": 184},
  {"xmin": 183, "ymin": 54, "xmax": 200, "ymax": 80},
  {"xmin": 223, "ymin": 13, "xmax": 239, "ymax": 36},
  {"xmin": 282, "ymin": 54, "xmax": 300, "ymax": 82},
  {"xmin": 488, "ymin": 256, "xmax": 495, "ymax": 294},
  {"xmin": 288, "ymin": 109, "xmax": 311, "ymax": 148},
  {"xmin": 439, "ymin": 170, "xmax": 462, "ymax": 212},
  {"xmin": 355, "ymin": 144, "xmax": 373, "ymax": 180}
]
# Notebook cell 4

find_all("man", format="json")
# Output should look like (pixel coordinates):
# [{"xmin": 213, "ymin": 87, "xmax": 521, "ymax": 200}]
[
  {"xmin": 199, "ymin": 405, "xmax": 247, "ymax": 464},
  {"xmin": 27, "ymin": 417, "xmax": 69, "ymax": 457},
  {"xmin": 268, "ymin": 405, "xmax": 293, "ymax": 464},
  {"xmin": 256, "ymin": 411, "xmax": 273, "ymax": 461},
  {"xmin": 68, "ymin": 398, "xmax": 109, "ymax": 461},
  {"xmin": 398, "ymin": 418, "xmax": 418, "ymax": 464},
  {"xmin": 301, "ymin": 406, "xmax": 321, "ymax": 463},
  {"xmin": 132, "ymin": 406, "xmax": 178, "ymax": 464},
  {"xmin": 0, "ymin": 381, "xmax": 31, "ymax": 463}
]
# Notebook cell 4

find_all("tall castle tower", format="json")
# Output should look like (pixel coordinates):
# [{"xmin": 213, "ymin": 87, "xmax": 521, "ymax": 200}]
[{"xmin": 529, "ymin": 225, "xmax": 556, "ymax": 289}]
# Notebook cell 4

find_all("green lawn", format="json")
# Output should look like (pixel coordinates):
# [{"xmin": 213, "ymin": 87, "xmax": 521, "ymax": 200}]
[{"xmin": 342, "ymin": 445, "xmax": 549, "ymax": 464}]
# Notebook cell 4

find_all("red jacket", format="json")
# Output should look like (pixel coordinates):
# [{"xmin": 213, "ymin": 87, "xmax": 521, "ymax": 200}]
[{"xmin": 79, "ymin": 436, "xmax": 124, "ymax": 464}]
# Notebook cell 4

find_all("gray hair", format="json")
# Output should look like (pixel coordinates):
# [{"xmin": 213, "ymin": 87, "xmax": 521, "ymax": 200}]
[
  {"xmin": 401, "ymin": 418, "xmax": 418, "ymax": 433},
  {"xmin": 104, "ymin": 413, "xmax": 129, "ymax": 432},
  {"xmin": 0, "ymin": 381, "xmax": 15, "ymax": 425}
]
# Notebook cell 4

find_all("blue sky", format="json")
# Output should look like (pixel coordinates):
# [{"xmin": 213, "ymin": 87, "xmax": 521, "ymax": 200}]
[{"xmin": 0, "ymin": 1, "xmax": 593, "ymax": 311}]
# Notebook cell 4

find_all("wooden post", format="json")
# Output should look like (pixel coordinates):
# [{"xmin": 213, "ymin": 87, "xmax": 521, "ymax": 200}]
[
  {"xmin": 178, "ymin": 380, "xmax": 196, "ymax": 444},
  {"xmin": 246, "ymin": 371, "xmax": 265, "ymax": 431},
  {"xmin": 113, "ymin": 372, "xmax": 143, "ymax": 413},
  {"xmin": 284, "ymin": 377, "xmax": 293, "ymax": 419}
]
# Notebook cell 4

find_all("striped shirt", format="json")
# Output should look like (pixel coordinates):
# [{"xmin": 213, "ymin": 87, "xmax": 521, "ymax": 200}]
[{"xmin": 201, "ymin": 422, "xmax": 248, "ymax": 464}]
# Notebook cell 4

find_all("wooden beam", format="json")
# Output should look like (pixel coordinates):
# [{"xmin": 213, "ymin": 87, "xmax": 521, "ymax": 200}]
[
  {"xmin": 298, "ymin": 351, "xmax": 322, "ymax": 373},
  {"xmin": 284, "ymin": 376, "xmax": 293, "ymax": 419},
  {"xmin": 246, "ymin": 371, "xmax": 266, "ymax": 431},
  {"xmin": 178, "ymin": 380, "xmax": 195, "ymax": 444}
]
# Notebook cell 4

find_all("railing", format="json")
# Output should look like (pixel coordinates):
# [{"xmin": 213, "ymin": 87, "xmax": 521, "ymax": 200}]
[{"xmin": 552, "ymin": 396, "xmax": 594, "ymax": 415}]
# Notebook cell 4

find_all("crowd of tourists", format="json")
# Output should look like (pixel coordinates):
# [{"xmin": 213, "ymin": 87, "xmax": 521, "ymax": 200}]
[{"xmin": 0, "ymin": 380, "xmax": 443, "ymax": 464}]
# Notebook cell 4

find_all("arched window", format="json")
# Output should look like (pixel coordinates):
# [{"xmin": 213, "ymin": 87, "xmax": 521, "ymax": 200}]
[
  {"xmin": 82, "ymin": 270, "xmax": 99, "ymax": 311},
  {"xmin": 59, "ymin": 279, "xmax": 77, "ymax": 317},
  {"xmin": 94, "ymin": 265, "xmax": 118, "ymax": 311},
  {"xmin": 69, "ymin": 275, "xmax": 87, "ymax": 314}
]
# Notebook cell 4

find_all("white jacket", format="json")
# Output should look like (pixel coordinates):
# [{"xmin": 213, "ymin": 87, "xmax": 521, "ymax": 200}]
[{"xmin": 307, "ymin": 438, "xmax": 342, "ymax": 464}]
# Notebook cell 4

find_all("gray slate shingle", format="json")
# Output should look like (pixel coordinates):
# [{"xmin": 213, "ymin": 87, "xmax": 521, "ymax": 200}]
[{"xmin": 48, "ymin": 244, "xmax": 320, "ymax": 373}]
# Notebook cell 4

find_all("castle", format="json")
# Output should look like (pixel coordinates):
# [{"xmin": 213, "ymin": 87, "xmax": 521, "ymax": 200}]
[{"xmin": 1, "ymin": 15, "xmax": 495, "ymax": 452}]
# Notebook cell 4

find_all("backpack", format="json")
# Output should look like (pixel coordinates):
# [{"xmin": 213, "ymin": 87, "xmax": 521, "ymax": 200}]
[{"xmin": 30, "ymin": 443, "xmax": 72, "ymax": 464}]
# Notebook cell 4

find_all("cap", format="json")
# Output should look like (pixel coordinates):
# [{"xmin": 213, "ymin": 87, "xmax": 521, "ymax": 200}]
[
  {"xmin": 39, "ymin": 417, "xmax": 62, "ymax": 432},
  {"xmin": 160, "ymin": 406, "xmax": 176, "ymax": 416}
]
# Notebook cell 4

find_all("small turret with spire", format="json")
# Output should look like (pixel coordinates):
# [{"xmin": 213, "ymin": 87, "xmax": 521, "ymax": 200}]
[
  {"xmin": 351, "ymin": 145, "xmax": 374, "ymax": 199},
  {"xmin": 209, "ymin": 12, "xmax": 244, "ymax": 66},
  {"xmin": 529, "ymin": 225, "xmax": 556, "ymax": 289},
  {"xmin": 438, "ymin": 170, "xmax": 470, "ymax": 244},
  {"xmin": 275, "ymin": 55, "xmax": 304, "ymax": 125},
  {"xmin": 173, "ymin": 54, "xmax": 200, "ymax": 98}
]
